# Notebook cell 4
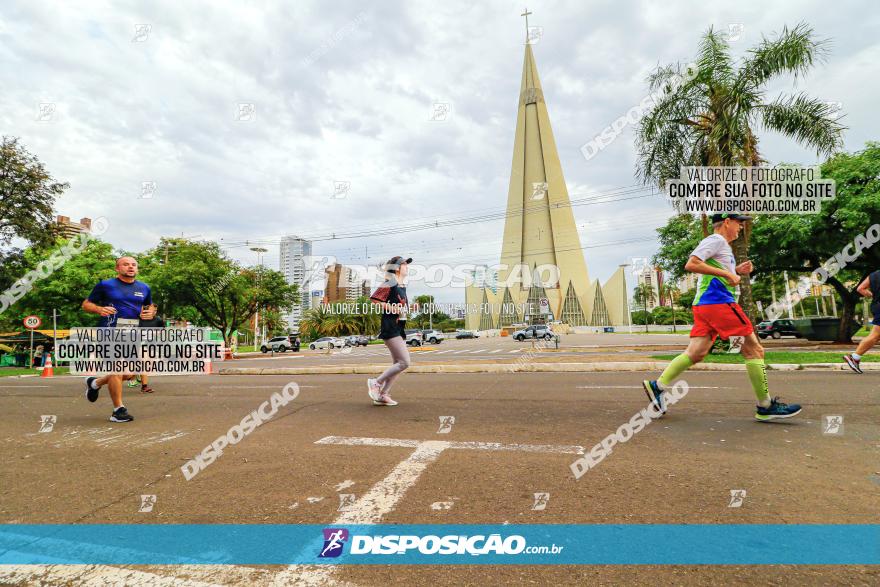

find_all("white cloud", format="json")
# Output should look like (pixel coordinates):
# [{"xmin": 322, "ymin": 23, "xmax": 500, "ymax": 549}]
[{"xmin": 1, "ymin": 0, "xmax": 876, "ymax": 303}]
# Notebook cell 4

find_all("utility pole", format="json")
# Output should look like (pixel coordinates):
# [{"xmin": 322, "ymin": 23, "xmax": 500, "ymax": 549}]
[{"xmin": 52, "ymin": 309, "xmax": 58, "ymax": 363}]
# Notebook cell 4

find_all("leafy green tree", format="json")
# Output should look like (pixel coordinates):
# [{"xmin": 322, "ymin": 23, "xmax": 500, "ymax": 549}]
[
  {"xmin": 1, "ymin": 237, "xmax": 116, "ymax": 329},
  {"xmin": 632, "ymin": 283, "xmax": 656, "ymax": 332},
  {"xmin": 653, "ymin": 215, "xmax": 703, "ymax": 282},
  {"xmin": 660, "ymin": 282, "xmax": 681, "ymax": 332},
  {"xmin": 0, "ymin": 137, "xmax": 71, "ymax": 297},
  {"xmin": 143, "ymin": 239, "xmax": 298, "ymax": 346},
  {"xmin": 0, "ymin": 136, "xmax": 68, "ymax": 248},
  {"xmin": 748, "ymin": 143, "xmax": 880, "ymax": 341},
  {"xmin": 636, "ymin": 24, "xmax": 845, "ymax": 321},
  {"xmin": 678, "ymin": 288, "xmax": 697, "ymax": 310}
]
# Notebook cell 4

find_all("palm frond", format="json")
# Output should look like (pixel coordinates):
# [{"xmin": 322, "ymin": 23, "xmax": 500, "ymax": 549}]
[
  {"xmin": 758, "ymin": 93, "xmax": 846, "ymax": 155},
  {"xmin": 738, "ymin": 22, "xmax": 829, "ymax": 89},
  {"xmin": 696, "ymin": 27, "xmax": 735, "ymax": 87}
]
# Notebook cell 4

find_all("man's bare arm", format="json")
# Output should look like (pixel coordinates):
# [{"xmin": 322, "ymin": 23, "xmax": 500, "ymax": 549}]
[
  {"xmin": 856, "ymin": 276, "xmax": 872, "ymax": 297},
  {"xmin": 82, "ymin": 300, "xmax": 116, "ymax": 316},
  {"xmin": 684, "ymin": 255, "xmax": 739, "ymax": 286}
]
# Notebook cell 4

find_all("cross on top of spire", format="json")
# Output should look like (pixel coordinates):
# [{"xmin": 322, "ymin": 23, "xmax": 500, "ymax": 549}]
[{"xmin": 521, "ymin": 8, "xmax": 532, "ymax": 42}]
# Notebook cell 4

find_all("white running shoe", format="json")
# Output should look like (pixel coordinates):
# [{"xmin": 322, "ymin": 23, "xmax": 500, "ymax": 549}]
[
  {"xmin": 373, "ymin": 392, "xmax": 398, "ymax": 406},
  {"xmin": 367, "ymin": 378, "xmax": 381, "ymax": 402}
]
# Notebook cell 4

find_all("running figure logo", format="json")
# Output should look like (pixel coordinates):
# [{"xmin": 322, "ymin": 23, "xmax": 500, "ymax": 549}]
[
  {"xmin": 822, "ymin": 415, "xmax": 844, "ymax": 435},
  {"xmin": 319, "ymin": 528, "xmax": 349, "ymax": 558},
  {"xmin": 531, "ymin": 492, "xmax": 550, "ymax": 511},
  {"xmin": 337, "ymin": 494, "xmax": 356, "ymax": 512},
  {"xmin": 728, "ymin": 489, "xmax": 747, "ymax": 508},
  {"xmin": 437, "ymin": 416, "xmax": 455, "ymax": 434},
  {"xmin": 38, "ymin": 415, "xmax": 57, "ymax": 433},
  {"xmin": 138, "ymin": 495, "xmax": 157, "ymax": 512}
]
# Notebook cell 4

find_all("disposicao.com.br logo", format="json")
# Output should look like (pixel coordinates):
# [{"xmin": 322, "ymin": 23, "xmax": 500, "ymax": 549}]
[{"xmin": 318, "ymin": 527, "xmax": 563, "ymax": 558}]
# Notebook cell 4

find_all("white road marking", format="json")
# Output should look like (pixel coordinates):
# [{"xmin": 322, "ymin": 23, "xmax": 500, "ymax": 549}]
[
  {"xmin": 508, "ymin": 349, "xmax": 521, "ymax": 353},
  {"xmin": 272, "ymin": 435, "xmax": 584, "ymax": 585},
  {"xmin": 8, "ymin": 431, "xmax": 581, "ymax": 586},
  {"xmin": 209, "ymin": 385, "xmax": 318, "ymax": 389},
  {"xmin": 576, "ymin": 385, "xmax": 730, "ymax": 389},
  {"xmin": 489, "ymin": 349, "xmax": 504, "ymax": 354},
  {"xmin": 0, "ymin": 385, "xmax": 51, "ymax": 388}
]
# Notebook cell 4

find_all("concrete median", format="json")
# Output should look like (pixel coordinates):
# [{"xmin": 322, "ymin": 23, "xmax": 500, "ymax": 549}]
[{"xmin": 218, "ymin": 361, "xmax": 878, "ymax": 375}]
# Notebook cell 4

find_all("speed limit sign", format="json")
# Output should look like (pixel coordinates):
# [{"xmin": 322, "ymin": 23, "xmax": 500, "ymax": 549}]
[{"xmin": 23, "ymin": 315, "xmax": 42, "ymax": 329}]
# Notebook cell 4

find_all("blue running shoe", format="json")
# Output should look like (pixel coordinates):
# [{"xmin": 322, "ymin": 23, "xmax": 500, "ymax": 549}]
[
  {"xmin": 642, "ymin": 380, "xmax": 666, "ymax": 415},
  {"xmin": 755, "ymin": 396, "xmax": 802, "ymax": 422}
]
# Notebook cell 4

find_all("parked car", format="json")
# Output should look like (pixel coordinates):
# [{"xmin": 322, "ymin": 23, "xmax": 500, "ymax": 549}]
[
  {"xmin": 455, "ymin": 330, "xmax": 479, "ymax": 339},
  {"xmin": 512, "ymin": 324, "xmax": 554, "ymax": 341},
  {"xmin": 308, "ymin": 337, "xmax": 344, "ymax": 350},
  {"xmin": 261, "ymin": 336, "xmax": 293, "ymax": 353},
  {"xmin": 404, "ymin": 329, "xmax": 423, "ymax": 346},
  {"xmin": 420, "ymin": 329, "xmax": 445, "ymax": 344},
  {"xmin": 344, "ymin": 335, "xmax": 369, "ymax": 347},
  {"xmin": 757, "ymin": 319, "xmax": 802, "ymax": 339}
]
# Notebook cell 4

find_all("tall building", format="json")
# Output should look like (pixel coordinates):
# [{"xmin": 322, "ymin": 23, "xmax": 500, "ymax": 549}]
[
  {"xmin": 324, "ymin": 263, "xmax": 370, "ymax": 303},
  {"xmin": 279, "ymin": 236, "xmax": 312, "ymax": 329},
  {"xmin": 677, "ymin": 273, "xmax": 699, "ymax": 294},
  {"xmin": 56, "ymin": 216, "xmax": 91, "ymax": 238},
  {"xmin": 465, "ymin": 41, "xmax": 628, "ymax": 330},
  {"xmin": 633, "ymin": 265, "xmax": 665, "ymax": 310}
]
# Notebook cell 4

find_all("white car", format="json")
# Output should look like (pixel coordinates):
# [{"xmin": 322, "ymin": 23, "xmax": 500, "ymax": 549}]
[
  {"xmin": 261, "ymin": 336, "xmax": 293, "ymax": 353},
  {"xmin": 404, "ymin": 330, "xmax": 423, "ymax": 347},
  {"xmin": 419, "ymin": 330, "xmax": 445, "ymax": 344},
  {"xmin": 308, "ymin": 337, "xmax": 344, "ymax": 350}
]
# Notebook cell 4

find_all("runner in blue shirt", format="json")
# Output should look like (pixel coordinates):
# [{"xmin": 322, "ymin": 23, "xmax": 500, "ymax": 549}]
[{"xmin": 81, "ymin": 256, "xmax": 156, "ymax": 422}]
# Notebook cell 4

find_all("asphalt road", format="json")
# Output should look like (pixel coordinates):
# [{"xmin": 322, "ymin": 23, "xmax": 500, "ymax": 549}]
[
  {"xmin": 235, "ymin": 333, "xmax": 831, "ymax": 367},
  {"xmin": 1, "ymin": 370, "xmax": 877, "ymax": 585}
]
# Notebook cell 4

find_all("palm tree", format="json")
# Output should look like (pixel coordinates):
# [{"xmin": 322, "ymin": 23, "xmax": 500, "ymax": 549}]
[
  {"xmin": 660, "ymin": 282, "xmax": 681, "ymax": 333},
  {"xmin": 633, "ymin": 283, "xmax": 656, "ymax": 333},
  {"xmin": 636, "ymin": 23, "xmax": 845, "ymax": 322},
  {"xmin": 326, "ymin": 312, "xmax": 359, "ymax": 337},
  {"xmin": 300, "ymin": 305, "xmax": 331, "ymax": 339},
  {"xmin": 353, "ymin": 295, "xmax": 379, "ymax": 336}
]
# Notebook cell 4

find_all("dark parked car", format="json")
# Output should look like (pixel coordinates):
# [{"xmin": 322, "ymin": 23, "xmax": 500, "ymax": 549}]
[
  {"xmin": 455, "ymin": 330, "xmax": 478, "ymax": 339},
  {"xmin": 756, "ymin": 319, "xmax": 802, "ymax": 339},
  {"xmin": 344, "ymin": 335, "xmax": 369, "ymax": 347}
]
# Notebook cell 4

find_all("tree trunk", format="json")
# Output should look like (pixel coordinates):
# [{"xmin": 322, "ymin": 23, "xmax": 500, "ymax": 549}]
[
  {"xmin": 731, "ymin": 220, "xmax": 758, "ymax": 324},
  {"xmin": 825, "ymin": 276, "xmax": 859, "ymax": 343},
  {"xmin": 837, "ymin": 297, "xmax": 857, "ymax": 344}
]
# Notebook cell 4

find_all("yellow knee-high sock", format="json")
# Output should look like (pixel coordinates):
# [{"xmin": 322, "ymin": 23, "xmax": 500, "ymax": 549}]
[{"xmin": 658, "ymin": 354, "xmax": 693, "ymax": 387}]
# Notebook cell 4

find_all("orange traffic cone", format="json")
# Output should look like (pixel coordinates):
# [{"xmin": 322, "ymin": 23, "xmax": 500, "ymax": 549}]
[{"xmin": 41, "ymin": 353, "xmax": 54, "ymax": 378}]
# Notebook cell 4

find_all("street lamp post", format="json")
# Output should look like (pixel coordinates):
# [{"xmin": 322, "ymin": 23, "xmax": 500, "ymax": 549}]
[{"xmin": 250, "ymin": 247, "xmax": 268, "ymax": 349}]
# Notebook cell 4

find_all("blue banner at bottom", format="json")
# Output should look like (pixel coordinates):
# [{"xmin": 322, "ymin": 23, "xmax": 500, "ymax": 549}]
[{"xmin": 0, "ymin": 525, "xmax": 877, "ymax": 565}]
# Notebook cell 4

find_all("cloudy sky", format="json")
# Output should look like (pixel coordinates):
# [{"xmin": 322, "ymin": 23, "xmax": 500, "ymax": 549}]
[{"xmin": 2, "ymin": 0, "xmax": 877, "ymax": 303}]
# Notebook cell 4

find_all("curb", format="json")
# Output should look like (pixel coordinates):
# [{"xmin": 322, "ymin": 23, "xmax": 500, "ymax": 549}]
[{"xmin": 218, "ymin": 362, "xmax": 877, "ymax": 375}]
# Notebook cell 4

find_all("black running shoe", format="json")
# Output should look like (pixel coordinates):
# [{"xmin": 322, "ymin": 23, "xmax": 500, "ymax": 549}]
[
  {"xmin": 85, "ymin": 377, "xmax": 99, "ymax": 402},
  {"xmin": 843, "ymin": 354, "xmax": 863, "ymax": 374},
  {"xmin": 110, "ymin": 406, "xmax": 134, "ymax": 423}
]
